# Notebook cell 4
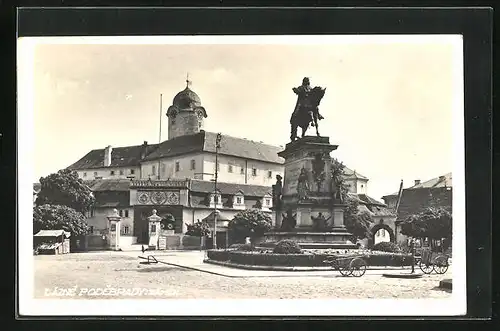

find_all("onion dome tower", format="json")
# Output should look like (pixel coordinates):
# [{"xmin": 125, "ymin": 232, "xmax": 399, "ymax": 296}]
[{"xmin": 166, "ymin": 76, "xmax": 208, "ymax": 140}]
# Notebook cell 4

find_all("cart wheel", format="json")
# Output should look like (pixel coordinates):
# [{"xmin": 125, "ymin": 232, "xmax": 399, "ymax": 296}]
[
  {"xmin": 433, "ymin": 263, "xmax": 449, "ymax": 274},
  {"xmin": 419, "ymin": 261, "xmax": 433, "ymax": 274},
  {"xmin": 350, "ymin": 258, "xmax": 367, "ymax": 277},
  {"xmin": 338, "ymin": 263, "xmax": 352, "ymax": 277}
]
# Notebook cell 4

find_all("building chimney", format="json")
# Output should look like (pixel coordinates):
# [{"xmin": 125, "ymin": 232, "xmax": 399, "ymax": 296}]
[
  {"xmin": 140, "ymin": 141, "xmax": 148, "ymax": 159},
  {"xmin": 414, "ymin": 179, "xmax": 421, "ymax": 186},
  {"xmin": 104, "ymin": 145, "xmax": 112, "ymax": 167}
]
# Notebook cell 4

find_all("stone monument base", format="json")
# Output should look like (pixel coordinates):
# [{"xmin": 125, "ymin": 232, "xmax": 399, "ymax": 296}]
[{"xmin": 258, "ymin": 229, "xmax": 358, "ymax": 249}]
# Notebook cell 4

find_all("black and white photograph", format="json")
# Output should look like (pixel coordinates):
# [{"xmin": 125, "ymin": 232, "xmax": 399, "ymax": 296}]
[{"xmin": 18, "ymin": 33, "xmax": 467, "ymax": 316}]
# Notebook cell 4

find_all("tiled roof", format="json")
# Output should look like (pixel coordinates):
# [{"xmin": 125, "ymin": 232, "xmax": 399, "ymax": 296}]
[
  {"xmin": 357, "ymin": 194, "xmax": 386, "ymax": 206},
  {"xmin": 143, "ymin": 131, "xmax": 284, "ymax": 164},
  {"xmin": 190, "ymin": 179, "xmax": 272, "ymax": 197},
  {"xmin": 93, "ymin": 190, "xmax": 130, "ymax": 207},
  {"xmin": 86, "ymin": 179, "xmax": 132, "ymax": 192},
  {"xmin": 343, "ymin": 167, "xmax": 368, "ymax": 180},
  {"xmin": 66, "ymin": 143, "xmax": 158, "ymax": 170}
]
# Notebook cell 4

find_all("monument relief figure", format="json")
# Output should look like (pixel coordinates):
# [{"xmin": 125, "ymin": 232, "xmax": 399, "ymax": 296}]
[
  {"xmin": 297, "ymin": 167, "xmax": 310, "ymax": 201},
  {"xmin": 280, "ymin": 209, "xmax": 297, "ymax": 231},
  {"xmin": 311, "ymin": 212, "xmax": 331, "ymax": 231},
  {"xmin": 311, "ymin": 153, "xmax": 326, "ymax": 193},
  {"xmin": 290, "ymin": 77, "xmax": 326, "ymax": 141},
  {"xmin": 272, "ymin": 174, "xmax": 283, "ymax": 207}
]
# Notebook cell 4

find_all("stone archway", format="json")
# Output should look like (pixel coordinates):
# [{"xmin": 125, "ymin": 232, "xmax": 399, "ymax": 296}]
[{"xmin": 368, "ymin": 221, "xmax": 395, "ymax": 248}]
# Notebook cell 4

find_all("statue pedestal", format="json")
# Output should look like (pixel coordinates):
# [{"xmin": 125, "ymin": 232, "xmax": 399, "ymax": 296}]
[{"xmin": 265, "ymin": 136, "xmax": 356, "ymax": 250}]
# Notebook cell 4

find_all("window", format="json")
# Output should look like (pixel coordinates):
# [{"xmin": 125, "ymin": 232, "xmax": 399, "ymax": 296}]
[
  {"xmin": 130, "ymin": 169, "xmax": 135, "ymax": 175},
  {"xmin": 190, "ymin": 160, "xmax": 196, "ymax": 170},
  {"xmin": 94, "ymin": 172, "xmax": 98, "ymax": 176},
  {"xmin": 110, "ymin": 224, "xmax": 116, "ymax": 232},
  {"xmin": 265, "ymin": 198, "xmax": 271, "ymax": 206},
  {"xmin": 151, "ymin": 224, "xmax": 156, "ymax": 233},
  {"xmin": 236, "ymin": 197, "xmax": 242, "ymax": 204},
  {"xmin": 175, "ymin": 162, "xmax": 180, "ymax": 172},
  {"xmin": 228, "ymin": 165, "xmax": 233, "ymax": 173},
  {"xmin": 123, "ymin": 226, "xmax": 130, "ymax": 235},
  {"xmin": 214, "ymin": 195, "xmax": 219, "ymax": 204},
  {"xmin": 110, "ymin": 170, "xmax": 115, "ymax": 176},
  {"xmin": 83, "ymin": 172, "xmax": 87, "ymax": 177},
  {"xmin": 240, "ymin": 167, "xmax": 245, "ymax": 175},
  {"xmin": 152, "ymin": 165, "xmax": 156, "ymax": 175},
  {"xmin": 89, "ymin": 226, "xmax": 94, "ymax": 234},
  {"xmin": 268, "ymin": 171, "xmax": 272, "ymax": 178},
  {"xmin": 125, "ymin": 210, "xmax": 129, "ymax": 218},
  {"xmin": 252, "ymin": 168, "xmax": 257, "ymax": 176},
  {"xmin": 119, "ymin": 210, "xmax": 123, "ymax": 217},
  {"xmin": 119, "ymin": 170, "xmax": 124, "ymax": 175},
  {"xmin": 90, "ymin": 208, "xmax": 95, "ymax": 217}
]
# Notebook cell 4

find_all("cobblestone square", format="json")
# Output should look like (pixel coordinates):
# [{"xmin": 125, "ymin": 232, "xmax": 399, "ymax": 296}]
[{"xmin": 34, "ymin": 251, "xmax": 452, "ymax": 300}]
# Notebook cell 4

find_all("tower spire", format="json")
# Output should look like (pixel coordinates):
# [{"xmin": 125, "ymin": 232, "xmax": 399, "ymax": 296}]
[{"xmin": 186, "ymin": 72, "xmax": 192, "ymax": 88}]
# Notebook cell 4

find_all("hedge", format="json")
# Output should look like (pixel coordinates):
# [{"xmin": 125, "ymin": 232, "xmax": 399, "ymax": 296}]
[{"xmin": 206, "ymin": 250, "xmax": 413, "ymax": 267}]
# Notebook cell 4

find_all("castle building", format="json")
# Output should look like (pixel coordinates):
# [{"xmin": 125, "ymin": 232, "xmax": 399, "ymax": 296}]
[{"xmin": 60, "ymin": 81, "xmax": 392, "ymax": 249}]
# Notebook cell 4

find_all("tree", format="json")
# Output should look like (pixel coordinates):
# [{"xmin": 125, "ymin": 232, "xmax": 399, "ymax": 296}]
[
  {"xmin": 228, "ymin": 209, "xmax": 272, "ymax": 243},
  {"xmin": 35, "ymin": 169, "xmax": 95, "ymax": 213},
  {"xmin": 185, "ymin": 220, "xmax": 211, "ymax": 237},
  {"xmin": 33, "ymin": 204, "xmax": 89, "ymax": 237},
  {"xmin": 343, "ymin": 195, "xmax": 372, "ymax": 240},
  {"xmin": 400, "ymin": 206, "xmax": 452, "ymax": 240},
  {"xmin": 331, "ymin": 159, "xmax": 372, "ymax": 240}
]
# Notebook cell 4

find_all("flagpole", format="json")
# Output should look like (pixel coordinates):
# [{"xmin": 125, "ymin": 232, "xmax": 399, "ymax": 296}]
[{"xmin": 158, "ymin": 93, "xmax": 162, "ymax": 180}]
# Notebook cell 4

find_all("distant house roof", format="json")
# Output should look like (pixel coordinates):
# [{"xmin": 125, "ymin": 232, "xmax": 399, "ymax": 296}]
[
  {"xmin": 410, "ymin": 172, "xmax": 452, "ymax": 189},
  {"xmin": 93, "ymin": 190, "xmax": 130, "ymax": 207},
  {"xmin": 66, "ymin": 143, "xmax": 159, "ymax": 170},
  {"xmin": 381, "ymin": 173, "xmax": 452, "ymax": 199},
  {"xmin": 190, "ymin": 179, "xmax": 272, "ymax": 197},
  {"xmin": 143, "ymin": 131, "xmax": 284, "ymax": 164},
  {"xmin": 34, "ymin": 230, "xmax": 71, "ymax": 238}
]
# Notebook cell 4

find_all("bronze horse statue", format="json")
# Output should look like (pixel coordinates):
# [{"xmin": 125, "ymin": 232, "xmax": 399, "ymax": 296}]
[{"xmin": 290, "ymin": 86, "xmax": 326, "ymax": 141}]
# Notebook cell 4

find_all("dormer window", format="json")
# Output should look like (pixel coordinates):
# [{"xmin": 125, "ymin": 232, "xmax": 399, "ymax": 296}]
[
  {"xmin": 110, "ymin": 170, "xmax": 115, "ymax": 176},
  {"xmin": 210, "ymin": 190, "xmax": 223, "ymax": 208},
  {"xmin": 252, "ymin": 168, "xmax": 257, "ymax": 176},
  {"xmin": 261, "ymin": 193, "xmax": 273, "ymax": 210},
  {"xmin": 232, "ymin": 190, "xmax": 245, "ymax": 210}
]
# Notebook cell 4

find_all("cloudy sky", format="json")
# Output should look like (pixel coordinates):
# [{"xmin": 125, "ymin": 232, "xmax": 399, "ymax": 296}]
[{"xmin": 22, "ymin": 36, "xmax": 461, "ymax": 200}]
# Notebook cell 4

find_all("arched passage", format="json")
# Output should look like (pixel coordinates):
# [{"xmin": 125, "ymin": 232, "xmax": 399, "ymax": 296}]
[{"xmin": 368, "ymin": 222, "xmax": 395, "ymax": 248}]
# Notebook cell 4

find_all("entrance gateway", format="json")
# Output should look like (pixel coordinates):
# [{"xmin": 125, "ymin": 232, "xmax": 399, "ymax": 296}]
[{"xmin": 130, "ymin": 179, "xmax": 189, "ymax": 244}]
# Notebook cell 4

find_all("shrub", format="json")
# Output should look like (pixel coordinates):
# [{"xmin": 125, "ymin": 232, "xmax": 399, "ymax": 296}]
[
  {"xmin": 236, "ymin": 243, "xmax": 254, "ymax": 251},
  {"xmin": 206, "ymin": 250, "xmax": 413, "ymax": 267},
  {"xmin": 372, "ymin": 242, "xmax": 402, "ymax": 253},
  {"xmin": 206, "ymin": 249, "xmax": 230, "ymax": 261},
  {"xmin": 273, "ymin": 240, "xmax": 302, "ymax": 254}
]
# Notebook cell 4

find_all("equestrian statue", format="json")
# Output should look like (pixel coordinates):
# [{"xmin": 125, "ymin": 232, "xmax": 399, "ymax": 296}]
[{"xmin": 290, "ymin": 77, "xmax": 326, "ymax": 141}]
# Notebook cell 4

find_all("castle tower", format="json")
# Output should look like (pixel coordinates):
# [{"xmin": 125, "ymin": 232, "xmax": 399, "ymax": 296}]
[{"xmin": 166, "ymin": 77, "xmax": 208, "ymax": 140}]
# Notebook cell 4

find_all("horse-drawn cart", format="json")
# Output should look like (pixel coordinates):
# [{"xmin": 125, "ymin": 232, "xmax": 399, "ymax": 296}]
[
  {"xmin": 418, "ymin": 248, "xmax": 450, "ymax": 274},
  {"xmin": 323, "ymin": 254, "xmax": 368, "ymax": 277}
]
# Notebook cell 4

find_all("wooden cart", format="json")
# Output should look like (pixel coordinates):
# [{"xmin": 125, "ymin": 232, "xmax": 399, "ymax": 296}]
[
  {"xmin": 418, "ymin": 248, "xmax": 450, "ymax": 274},
  {"xmin": 323, "ymin": 254, "xmax": 368, "ymax": 277}
]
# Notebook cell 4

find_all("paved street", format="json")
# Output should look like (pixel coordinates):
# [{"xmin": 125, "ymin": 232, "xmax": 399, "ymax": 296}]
[{"xmin": 34, "ymin": 251, "xmax": 452, "ymax": 300}]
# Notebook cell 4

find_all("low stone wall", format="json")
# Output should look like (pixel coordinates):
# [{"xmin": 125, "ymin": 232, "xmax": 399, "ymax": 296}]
[{"xmin": 158, "ymin": 234, "xmax": 202, "ymax": 250}]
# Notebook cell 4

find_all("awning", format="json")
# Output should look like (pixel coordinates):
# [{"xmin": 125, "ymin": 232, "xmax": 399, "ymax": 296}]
[{"xmin": 34, "ymin": 230, "xmax": 71, "ymax": 238}]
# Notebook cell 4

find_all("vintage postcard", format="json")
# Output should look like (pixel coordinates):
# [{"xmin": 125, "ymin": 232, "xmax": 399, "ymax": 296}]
[{"xmin": 18, "ymin": 35, "xmax": 465, "ymax": 316}]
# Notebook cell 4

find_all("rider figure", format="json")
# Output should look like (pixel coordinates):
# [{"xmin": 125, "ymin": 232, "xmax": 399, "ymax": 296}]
[{"xmin": 292, "ymin": 77, "xmax": 325, "ymax": 125}]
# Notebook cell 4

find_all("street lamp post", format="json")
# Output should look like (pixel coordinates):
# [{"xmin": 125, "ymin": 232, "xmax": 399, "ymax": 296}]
[{"xmin": 213, "ymin": 133, "xmax": 222, "ymax": 249}]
